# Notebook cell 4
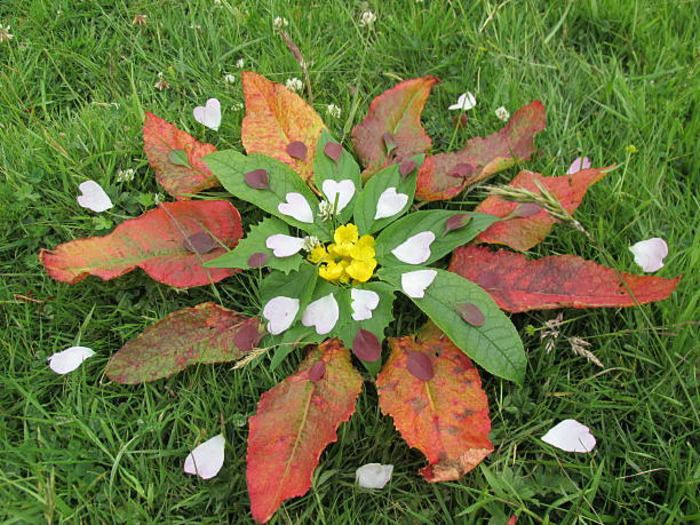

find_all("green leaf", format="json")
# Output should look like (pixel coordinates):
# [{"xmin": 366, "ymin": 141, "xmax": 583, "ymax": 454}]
[
  {"xmin": 204, "ymin": 150, "xmax": 329, "ymax": 240},
  {"xmin": 260, "ymin": 264, "xmax": 318, "ymax": 307},
  {"xmin": 168, "ymin": 149, "xmax": 191, "ymax": 168},
  {"xmin": 375, "ymin": 211, "xmax": 498, "ymax": 266},
  {"xmin": 352, "ymin": 155, "xmax": 424, "ymax": 235},
  {"xmin": 377, "ymin": 267, "xmax": 525, "ymax": 384},
  {"xmin": 313, "ymin": 131, "xmax": 361, "ymax": 224},
  {"xmin": 205, "ymin": 217, "xmax": 302, "ymax": 274}
]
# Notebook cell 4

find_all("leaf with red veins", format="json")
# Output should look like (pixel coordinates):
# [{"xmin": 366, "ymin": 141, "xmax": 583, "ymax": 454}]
[
  {"xmin": 352, "ymin": 76, "xmax": 439, "ymax": 179},
  {"xmin": 241, "ymin": 71, "xmax": 325, "ymax": 181},
  {"xmin": 475, "ymin": 166, "xmax": 611, "ymax": 251},
  {"xmin": 105, "ymin": 303, "xmax": 262, "ymax": 384},
  {"xmin": 416, "ymin": 101, "xmax": 546, "ymax": 201},
  {"xmin": 246, "ymin": 339, "xmax": 363, "ymax": 524},
  {"xmin": 376, "ymin": 324, "xmax": 493, "ymax": 483},
  {"xmin": 143, "ymin": 112, "xmax": 219, "ymax": 199},
  {"xmin": 450, "ymin": 245, "xmax": 680, "ymax": 313},
  {"xmin": 39, "ymin": 201, "xmax": 242, "ymax": 288}
]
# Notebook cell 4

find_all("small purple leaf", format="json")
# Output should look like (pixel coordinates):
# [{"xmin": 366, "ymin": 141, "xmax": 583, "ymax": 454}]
[
  {"xmin": 458, "ymin": 303, "xmax": 486, "ymax": 327},
  {"xmin": 324, "ymin": 141, "xmax": 343, "ymax": 163},
  {"xmin": 233, "ymin": 322, "xmax": 263, "ymax": 352},
  {"xmin": 247, "ymin": 252, "xmax": 268, "ymax": 268},
  {"xmin": 448, "ymin": 162, "xmax": 475, "ymax": 179},
  {"xmin": 183, "ymin": 231, "xmax": 217, "ymax": 254},
  {"xmin": 352, "ymin": 329, "xmax": 381, "ymax": 362},
  {"xmin": 308, "ymin": 361, "xmax": 326, "ymax": 381},
  {"xmin": 286, "ymin": 141, "xmax": 308, "ymax": 161},
  {"xmin": 399, "ymin": 159, "xmax": 416, "ymax": 178},
  {"xmin": 514, "ymin": 203, "xmax": 542, "ymax": 217},
  {"xmin": 406, "ymin": 351, "xmax": 434, "ymax": 381},
  {"xmin": 444, "ymin": 213, "xmax": 471, "ymax": 234},
  {"xmin": 244, "ymin": 169, "xmax": 270, "ymax": 190}
]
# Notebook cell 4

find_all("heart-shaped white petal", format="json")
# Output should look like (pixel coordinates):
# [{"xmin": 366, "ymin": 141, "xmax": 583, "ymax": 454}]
[
  {"xmin": 355, "ymin": 463, "xmax": 394, "ymax": 489},
  {"xmin": 351, "ymin": 289, "xmax": 380, "ymax": 321},
  {"xmin": 48, "ymin": 346, "xmax": 95, "ymax": 374},
  {"xmin": 629, "ymin": 237, "xmax": 668, "ymax": 273},
  {"xmin": 391, "ymin": 231, "xmax": 436, "ymax": 265},
  {"xmin": 265, "ymin": 234, "xmax": 305, "ymax": 257},
  {"xmin": 193, "ymin": 98, "xmax": 222, "ymax": 131},
  {"xmin": 567, "ymin": 156, "xmax": 591, "ymax": 175},
  {"xmin": 278, "ymin": 192, "xmax": 314, "ymax": 223},
  {"xmin": 262, "ymin": 296, "xmax": 300, "ymax": 335},
  {"xmin": 322, "ymin": 179, "xmax": 355, "ymax": 213},
  {"xmin": 301, "ymin": 293, "xmax": 339, "ymax": 335},
  {"xmin": 374, "ymin": 187, "xmax": 408, "ymax": 220},
  {"xmin": 77, "ymin": 180, "xmax": 113, "ymax": 213},
  {"xmin": 401, "ymin": 269, "xmax": 437, "ymax": 299},
  {"xmin": 448, "ymin": 92, "xmax": 476, "ymax": 111},
  {"xmin": 541, "ymin": 419, "xmax": 596, "ymax": 453},
  {"xmin": 184, "ymin": 434, "xmax": 225, "ymax": 479}
]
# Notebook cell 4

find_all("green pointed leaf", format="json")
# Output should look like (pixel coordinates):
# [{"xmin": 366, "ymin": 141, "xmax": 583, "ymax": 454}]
[
  {"xmin": 168, "ymin": 149, "xmax": 192, "ymax": 168},
  {"xmin": 313, "ymin": 131, "xmax": 361, "ymax": 224},
  {"xmin": 260, "ymin": 264, "xmax": 318, "ymax": 307},
  {"xmin": 204, "ymin": 150, "xmax": 329, "ymax": 240},
  {"xmin": 375, "ymin": 211, "xmax": 498, "ymax": 266},
  {"xmin": 205, "ymin": 217, "xmax": 302, "ymax": 274},
  {"xmin": 352, "ymin": 155, "xmax": 424, "ymax": 235},
  {"xmin": 378, "ymin": 267, "xmax": 525, "ymax": 384}
]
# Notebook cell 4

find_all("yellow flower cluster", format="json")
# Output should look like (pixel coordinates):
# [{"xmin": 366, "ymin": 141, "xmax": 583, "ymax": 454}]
[{"xmin": 308, "ymin": 224, "xmax": 377, "ymax": 284}]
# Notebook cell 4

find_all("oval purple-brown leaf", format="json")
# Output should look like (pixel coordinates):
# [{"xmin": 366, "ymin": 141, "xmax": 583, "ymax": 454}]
[
  {"xmin": 352, "ymin": 329, "xmax": 381, "ymax": 362},
  {"xmin": 233, "ymin": 321, "xmax": 263, "ymax": 352},
  {"xmin": 286, "ymin": 141, "xmax": 308, "ymax": 161},
  {"xmin": 514, "ymin": 202, "xmax": 542, "ymax": 218},
  {"xmin": 183, "ymin": 231, "xmax": 217, "ymax": 254},
  {"xmin": 444, "ymin": 213, "xmax": 471, "ymax": 234},
  {"xmin": 399, "ymin": 159, "xmax": 417, "ymax": 178},
  {"xmin": 458, "ymin": 303, "xmax": 486, "ymax": 327},
  {"xmin": 448, "ymin": 162, "xmax": 475, "ymax": 179},
  {"xmin": 308, "ymin": 360, "xmax": 326, "ymax": 382},
  {"xmin": 324, "ymin": 141, "xmax": 343, "ymax": 163},
  {"xmin": 406, "ymin": 351, "xmax": 434, "ymax": 381},
  {"xmin": 248, "ymin": 252, "xmax": 268, "ymax": 268},
  {"xmin": 244, "ymin": 169, "xmax": 270, "ymax": 190}
]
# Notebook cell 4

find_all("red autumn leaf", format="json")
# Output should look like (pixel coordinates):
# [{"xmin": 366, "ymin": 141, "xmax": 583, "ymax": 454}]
[
  {"xmin": 450, "ymin": 245, "xmax": 680, "ymax": 313},
  {"xmin": 376, "ymin": 324, "xmax": 493, "ymax": 482},
  {"xmin": 351, "ymin": 76, "xmax": 438, "ymax": 179},
  {"xmin": 143, "ymin": 112, "xmax": 219, "ymax": 199},
  {"xmin": 105, "ymin": 302, "xmax": 262, "ymax": 384},
  {"xmin": 475, "ymin": 167, "xmax": 611, "ymax": 251},
  {"xmin": 416, "ymin": 101, "xmax": 547, "ymax": 201},
  {"xmin": 246, "ymin": 339, "xmax": 363, "ymax": 524},
  {"xmin": 39, "ymin": 200, "xmax": 243, "ymax": 288},
  {"xmin": 241, "ymin": 71, "xmax": 325, "ymax": 181}
]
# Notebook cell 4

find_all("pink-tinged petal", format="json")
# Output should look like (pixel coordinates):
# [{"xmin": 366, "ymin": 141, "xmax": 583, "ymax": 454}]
[
  {"xmin": 77, "ymin": 181, "xmax": 113, "ymax": 212},
  {"xmin": 193, "ymin": 98, "xmax": 222, "ymax": 131},
  {"xmin": 301, "ymin": 293, "xmax": 339, "ymax": 335},
  {"xmin": 541, "ymin": 419, "xmax": 596, "ymax": 453},
  {"xmin": 566, "ymin": 156, "xmax": 591, "ymax": 175},
  {"xmin": 184, "ymin": 434, "xmax": 226, "ymax": 479},
  {"xmin": 629, "ymin": 237, "xmax": 668, "ymax": 272},
  {"xmin": 262, "ymin": 296, "xmax": 300, "ymax": 335},
  {"xmin": 265, "ymin": 234, "xmax": 305, "ymax": 257},
  {"xmin": 278, "ymin": 192, "xmax": 314, "ymax": 223}
]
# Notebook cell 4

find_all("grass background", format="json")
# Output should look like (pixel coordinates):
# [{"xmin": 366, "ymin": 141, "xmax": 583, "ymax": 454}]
[{"xmin": 1, "ymin": 0, "xmax": 699, "ymax": 523}]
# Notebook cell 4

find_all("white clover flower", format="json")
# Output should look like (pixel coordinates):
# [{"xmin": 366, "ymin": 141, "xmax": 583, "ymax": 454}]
[
  {"xmin": 231, "ymin": 102, "xmax": 244, "ymax": 112},
  {"xmin": 273, "ymin": 16, "xmax": 289, "ymax": 30},
  {"xmin": 235, "ymin": 58, "xmax": 245, "ymax": 69},
  {"xmin": 318, "ymin": 200, "xmax": 336, "ymax": 221},
  {"xmin": 495, "ymin": 106, "xmax": 510, "ymax": 122},
  {"xmin": 302, "ymin": 236, "xmax": 321, "ymax": 252},
  {"xmin": 448, "ymin": 92, "xmax": 476, "ymax": 111},
  {"xmin": 326, "ymin": 103, "xmax": 342, "ymax": 119},
  {"xmin": 116, "ymin": 168, "xmax": 136, "ymax": 183},
  {"xmin": 285, "ymin": 77, "xmax": 303, "ymax": 93},
  {"xmin": 359, "ymin": 11, "xmax": 377, "ymax": 27},
  {"xmin": 153, "ymin": 192, "xmax": 165, "ymax": 205},
  {"xmin": 224, "ymin": 73, "xmax": 237, "ymax": 84},
  {"xmin": 0, "ymin": 24, "xmax": 14, "ymax": 43}
]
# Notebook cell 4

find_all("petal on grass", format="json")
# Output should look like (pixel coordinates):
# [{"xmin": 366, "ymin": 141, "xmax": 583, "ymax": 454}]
[
  {"xmin": 193, "ymin": 98, "xmax": 222, "ymax": 131},
  {"xmin": 184, "ymin": 434, "xmax": 226, "ymax": 479},
  {"xmin": 355, "ymin": 463, "xmax": 394, "ymax": 489},
  {"xmin": 629, "ymin": 237, "xmax": 668, "ymax": 273},
  {"xmin": 77, "ymin": 180, "xmax": 113, "ymax": 212},
  {"xmin": 541, "ymin": 419, "xmax": 596, "ymax": 453},
  {"xmin": 48, "ymin": 346, "xmax": 95, "ymax": 374}
]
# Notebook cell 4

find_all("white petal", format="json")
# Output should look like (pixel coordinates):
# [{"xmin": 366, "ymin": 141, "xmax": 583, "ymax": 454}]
[
  {"xmin": 566, "ymin": 156, "xmax": 591, "ymax": 175},
  {"xmin": 401, "ymin": 269, "xmax": 437, "ymax": 299},
  {"xmin": 48, "ymin": 346, "xmax": 95, "ymax": 374},
  {"xmin": 262, "ymin": 296, "xmax": 300, "ymax": 335},
  {"xmin": 448, "ymin": 92, "xmax": 476, "ymax": 111},
  {"xmin": 301, "ymin": 293, "xmax": 339, "ymax": 335},
  {"xmin": 391, "ymin": 231, "xmax": 435, "ymax": 265},
  {"xmin": 265, "ymin": 234, "xmax": 305, "ymax": 257},
  {"xmin": 184, "ymin": 434, "xmax": 225, "ymax": 479},
  {"xmin": 629, "ymin": 237, "xmax": 668, "ymax": 272},
  {"xmin": 351, "ymin": 289, "xmax": 380, "ymax": 321},
  {"xmin": 278, "ymin": 192, "xmax": 315, "ymax": 223},
  {"xmin": 193, "ymin": 98, "xmax": 222, "ymax": 131},
  {"xmin": 77, "ymin": 180, "xmax": 113, "ymax": 213},
  {"xmin": 541, "ymin": 419, "xmax": 596, "ymax": 453},
  {"xmin": 355, "ymin": 463, "xmax": 394, "ymax": 489},
  {"xmin": 374, "ymin": 187, "xmax": 409, "ymax": 220},
  {"xmin": 322, "ymin": 179, "xmax": 355, "ymax": 213}
]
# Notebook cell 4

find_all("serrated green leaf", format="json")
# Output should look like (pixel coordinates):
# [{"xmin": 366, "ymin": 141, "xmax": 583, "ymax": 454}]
[
  {"xmin": 168, "ymin": 149, "xmax": 191, "ymax": 168},
  {"xmin": 313, "ymin": 131, "xmax": 361, "ymax": 224},
  {"xmin": 352, "ymin": 155, "xmax": 423, "ymax": 235},
  {"xmin": 204, "ymin": 150, "xmax": 329, "ymax": 240},
  {"xmin": 260, "ymin": 264, "xmax": 318, "ymax": 307},
  {"xmin": 375, "ymin": 211, "xmax": 498, "ymax": 266},
  {"xmin": 205, "ymin": 216, "xmax": 302, "ymax": 274},
  {"xmin": 378, "ymin": 266, "xmax": 525, "ymax": 384}
]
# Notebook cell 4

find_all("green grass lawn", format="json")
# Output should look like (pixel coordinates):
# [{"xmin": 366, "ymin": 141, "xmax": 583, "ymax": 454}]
[{"xmin": 1, "ymin": 0, "xmax": 699, "ymax": 523}]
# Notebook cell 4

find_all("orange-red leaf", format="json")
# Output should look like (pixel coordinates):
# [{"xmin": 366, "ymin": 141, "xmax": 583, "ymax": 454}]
[
  {"xmin": 143, "ymin": 112, "xmax": 219, "ymax": 199},
  {"xmin": 105, "ymin": 302, "xmax": 262, "ymax": 384},
  {"xmin": 351, "ymin": 76, "xmax": 438, "ymax": 179},
  {"xmin": 246, "ymin": 339, "xmax": 363, "ymax": 523},
  {"xmin": 450, "ymin": 245, "xmax": 680, "ymax": 313},
  {"xmin": 39, "ymin": 201, "xmax": 242, "ymax": 288},
  {"xmin": 475, "ymin": 167, "xmax": 611, "ymax": 251},
  {"xmin": 241, "ymin": 71, "xmax": 325, "ymax": 181},
  {"xmin": 416, "ymin": 101, "xmax": 546, "ymax": 201},
  {"xmin": 376, "ymin": 324, "xmax": 493, "ymax": 483}
]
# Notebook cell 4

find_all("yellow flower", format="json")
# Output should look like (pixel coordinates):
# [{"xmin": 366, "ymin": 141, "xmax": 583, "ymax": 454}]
[
  {"xmin": 351, "ymin": 234, "xmax": 375, "ymax": 261},
  {"xmin": 308, "ymin": 245, "xmax": 329, "ymax": 264},
  {"xmin": 346, "ymin": 258, "xmax": 377, "ymax": 283},
  {"xmin": 312, "ymin": 223, "xmax": 378, "ymax": 285},
  {"xmin": 334, "ymin": 224, "xmax": 359, "ymax": 244}
]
